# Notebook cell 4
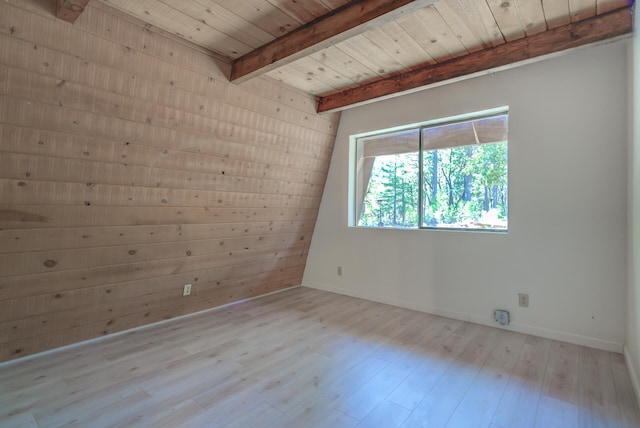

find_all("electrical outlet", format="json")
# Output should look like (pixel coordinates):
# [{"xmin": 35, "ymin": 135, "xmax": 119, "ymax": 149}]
[
  {"xmin": 337, "ymin": 266, "xmax": 342, "ymax": 276},
  {"xmin": 183, "ymin": 284, "xmax": 192, "ymax": 296},
  {"xmin": 519, "ymin": 293, "xmax": 529, "ymax": 308},
  {"xmin": 495, "ymin": 309, "xmax": 510, "ymax": 325}
]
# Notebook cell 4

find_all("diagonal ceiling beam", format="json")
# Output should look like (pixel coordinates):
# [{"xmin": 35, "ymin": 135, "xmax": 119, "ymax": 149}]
[
  {"xmin": 56, "ymin": 0, "xmax": 90, "ymax": 24},
  {"xmin": 317, "ymin": 5, "xmax": 634, "ymax": 113},
  {"xmin": 230, "ymin": 0, "xmax": 438, "ymax": 84}
]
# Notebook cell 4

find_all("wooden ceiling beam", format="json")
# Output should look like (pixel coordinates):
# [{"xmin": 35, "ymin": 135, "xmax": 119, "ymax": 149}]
[
  {"xmin": 56, "ymin": 0, "xmax": 90, "ymax": 24},
  {"xmin": 317, "ymin": 5, "xmax": 633, "ymax": 113},
  {"xmin": 230, "ymin": 0, "xmax": 438, "ymax": 83}
]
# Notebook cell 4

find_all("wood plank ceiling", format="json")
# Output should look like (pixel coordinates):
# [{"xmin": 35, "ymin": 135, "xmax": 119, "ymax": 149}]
[{"xmin": 98, "ymin": 0, "xmax": 633, "ymax": 112}]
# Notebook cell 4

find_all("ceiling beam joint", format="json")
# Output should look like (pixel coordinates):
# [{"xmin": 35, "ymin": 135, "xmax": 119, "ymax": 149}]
[
  {"xmin": 316, "ymin": 5, "xmax": 634, "ymax": 113},
  {"xmin": 230, "ymin": 0, "xmax": 438, "ymax": 84},
  {"xmin": 56, "ymin": 0, "xmax": 90, "ymax": 24}
]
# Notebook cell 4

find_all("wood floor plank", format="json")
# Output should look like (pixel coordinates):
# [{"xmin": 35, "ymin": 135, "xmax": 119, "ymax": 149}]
[
  {"xmin": 111, "ymin": 397, "xmax": 205, "ymax": 428},
  {"xmin": 357, "ymin": 399, "xmax": 412, "ymax": 427},
  {"xmin": 578, "ymin": 347, "xmax": 621, "ymax": 427},
  {"xmin": 334, "ymin": 350, "xmax": 423, "ymax": 420},
  {"xmin": 218, "ymin": 401, "xmax": 284, "ymax": 428},
  {"xmin": 0, "ymin": 288, "xmax": 638, "ymax": 428},
  {"xmin": 534, "ymin": 395, "xmax": 580, "ymax": 428},
  {"xmin": 0, "ymin": 378, "xmax": 72, "ymax": 420},
  {"xmin": 401, "ymin": 324, "xmax": 500, "ymax": 427},
  {"xmin": 54, "ymin": 388, "xmax": 152, "ymax": 428},
  {"xmin": 63, "ymin": 345, "xmax": 191, "ymax": 389},
  {"xmin": 310, "ymin": 410, "xmax": 359, "ymax": 428},
  {"xmin": 491, "ymin": 335, "xmax": 552, "ymax": 428},
  {"xmin": 0, "ymin": 412, "xmax": 39, "ymax": 428},
  {"xmin": 178, "ymin": 399, "xmax": 282, "ymax": 428},
  {"xmin": 32, "ymin": 381, "xmax": 147, "ymax": 427},
  {"xmin": 0, "ymin": 351, "xmax": 108, "ymax": 395},
  {"xmin": 533, "ymin": 341, "xmax": 582, "ymax": 428},
  {"xmin": 445, "ymin": 330, "xmax": 527, "ymax": 427},
  {"xmin": 611, "ymin": 352, "xmax": 640, "ymax": 426},
  {"xmin": 263, "ymin": 341, "xmax": 378, "ymax": 413},
  {"xmin": 270, "ymin": 353, "xmax": 389, "ymax": 427},
  {"xmin": 386, "ymin": 318, "xmax": 472, "ymax": 410}
]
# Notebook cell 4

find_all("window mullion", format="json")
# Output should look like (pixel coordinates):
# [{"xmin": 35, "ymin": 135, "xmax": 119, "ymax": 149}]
[{"xmin": 418, "ymin": 126, "xmax": 424, "ymax": 229}]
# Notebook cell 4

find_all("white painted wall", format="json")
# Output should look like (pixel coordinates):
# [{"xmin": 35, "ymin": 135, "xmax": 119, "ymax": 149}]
[
  {"xmin": 626, "ymin": 7, "xmax": 640, "ymax": 400},
  {"xmin": 305, "ymin": 40, "xmax": 629, "ymax": 353}
]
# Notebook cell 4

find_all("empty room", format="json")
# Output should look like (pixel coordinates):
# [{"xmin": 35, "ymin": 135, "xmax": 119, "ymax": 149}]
[{"xmin": 1, "ymin": 0, "xmax": 640, "ymax": 427}]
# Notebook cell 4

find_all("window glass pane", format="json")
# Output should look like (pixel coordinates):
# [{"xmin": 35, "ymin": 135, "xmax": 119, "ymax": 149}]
[
  {"xmin": 356, "ymin": 129, "xmax": 419, "ymax": 228},
  {"xmin": 352, "ymin": 110, "xmax": 508, "ymax": 231},
  {"xmin": 422, "ymin": 140, "xmax": 508, "ymax": 230}
]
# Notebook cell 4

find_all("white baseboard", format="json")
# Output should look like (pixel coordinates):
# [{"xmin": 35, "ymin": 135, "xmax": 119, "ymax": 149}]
[
  {"xmin": 624, "ymin": 345, "xmax": 640, "ymax": 406},
  {"xmin": 303, "ymin": 281, "xmax": 624, "ymax": 353},
  {"xmin": 0, "ymin": 285, "xmax": 300, "ymax": 368}
]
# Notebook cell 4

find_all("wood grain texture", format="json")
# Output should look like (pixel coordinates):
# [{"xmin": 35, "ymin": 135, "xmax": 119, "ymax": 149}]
[
  {"xmin": 0, "ymin": 287, "xmax": 638, "ymax": 427},
  {"xmin": 89, "ymin": 0, "xmax": 629, "ymax": 98},
  {"xmin": 0, "ymin": 0, "xmax": 340, "ymax": 362},
  {"xmin": 317, "ymin": 4, "xmax": 633, "ymax": 112},
  {"xmin": 230, "ymin": 0, "xmax": 438, "ymax": 83},
  {"xmin": 56, "ymin": 0, "xmax": 90, "ymax": 23}
]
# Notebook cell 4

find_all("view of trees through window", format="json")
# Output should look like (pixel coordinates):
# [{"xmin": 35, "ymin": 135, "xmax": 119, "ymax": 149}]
[{"xmin": 355, "ymin": 112, "xmax": 508, "ymax": 231}]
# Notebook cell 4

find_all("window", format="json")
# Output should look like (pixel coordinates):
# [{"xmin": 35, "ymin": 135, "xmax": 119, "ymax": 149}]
[{"xmin": 352, "ymin": 108, "xmax": 508, "ymax": 231}]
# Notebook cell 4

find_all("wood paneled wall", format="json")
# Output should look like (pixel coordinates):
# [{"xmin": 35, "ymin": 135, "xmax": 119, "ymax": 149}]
[{"xmin": 0, "ymin": 0, "xmax": 340, "ymax": 362}]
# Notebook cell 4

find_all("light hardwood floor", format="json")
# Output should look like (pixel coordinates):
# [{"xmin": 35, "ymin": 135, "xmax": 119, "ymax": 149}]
[{"xmin": 1, "ymin": 287, "xmax": 639, "ymax": 428}]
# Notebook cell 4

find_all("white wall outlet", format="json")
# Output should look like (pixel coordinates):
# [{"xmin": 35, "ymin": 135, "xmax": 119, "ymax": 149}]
[
  {"xmin": 183, "ymin": 284, "xmax": 192, "ymax": 296},
  {"xmin": 518, "ymin": 293, "xmax": 529, "ymax": 308},
  {"xmin": 337, "ymin": 266, "xmax": 342, "ymax": 276}
]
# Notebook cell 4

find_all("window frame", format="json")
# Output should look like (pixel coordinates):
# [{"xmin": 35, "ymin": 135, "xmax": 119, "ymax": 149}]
[{"xmin": 349, "ymin": 107, "xmax": 509, "ymax": 232}]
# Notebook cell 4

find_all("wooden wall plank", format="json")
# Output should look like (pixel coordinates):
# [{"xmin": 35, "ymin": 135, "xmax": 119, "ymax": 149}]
[
  {"xmin": 0, "ymin": 220, "xmax": 316, "ymax": 254},
  {"xmin": 0, "ymin": 250, "xmax": 309, "ymax": 302},
  {"xmin": 0, "ymin": 0, "xmax": 340, "ymax": 362},
  {"xmin": 0, "ymin": 232, "xmax": 307, "ymax": 277},
  {"xmin": 0, "ymin": 272, "xmax": 303, "ymax": 360},
  {"xmin": 9, "ymin": 0, "xmax": 332, "ymax": 122},
  {"xmin": 0, "ymin": 252, "xmax": 308, "ymax": 320},
  {"xmin": 0, "ymin": 45, "xmax": 333, "ymax": 155},
  {"xmin": 0, "ymin": 266, "xmax": 307, "ymax": 344},
  {"xmin": 0, "ymin": 179, "xmax": 321, "ymax": 209},
  {"xmin": 0, "ymin": 204, "xmax": 319, "ymax": 229},
  {"xmin": 0, "ymin": 0, "xmax": 336, "ymax": 127},
  {"xmin": 0, "ymin": 121, "xmax": 330, "ymax": 175},
  {"xmin": 0, "ymin": 152, "xmax": 323, "ymax": 197},
  {"xmin": 0, "ymin": 5, "xmax": 337, "ymax": 139}
]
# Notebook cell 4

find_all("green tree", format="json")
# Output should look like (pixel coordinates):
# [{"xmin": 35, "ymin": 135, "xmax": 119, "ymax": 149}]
[
  {"xmin": 360, "ymin": 152, "xmax": 419, "ymax": 227},
  {"xmin": 358, "ymin": 141, "xmax": 507, "ymax": 229}
]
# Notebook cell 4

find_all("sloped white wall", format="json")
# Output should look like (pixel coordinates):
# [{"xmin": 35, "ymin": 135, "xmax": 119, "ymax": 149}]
[{"xmin": 305, "ymin": 40, "xmax": 629, "ymax": 352}]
